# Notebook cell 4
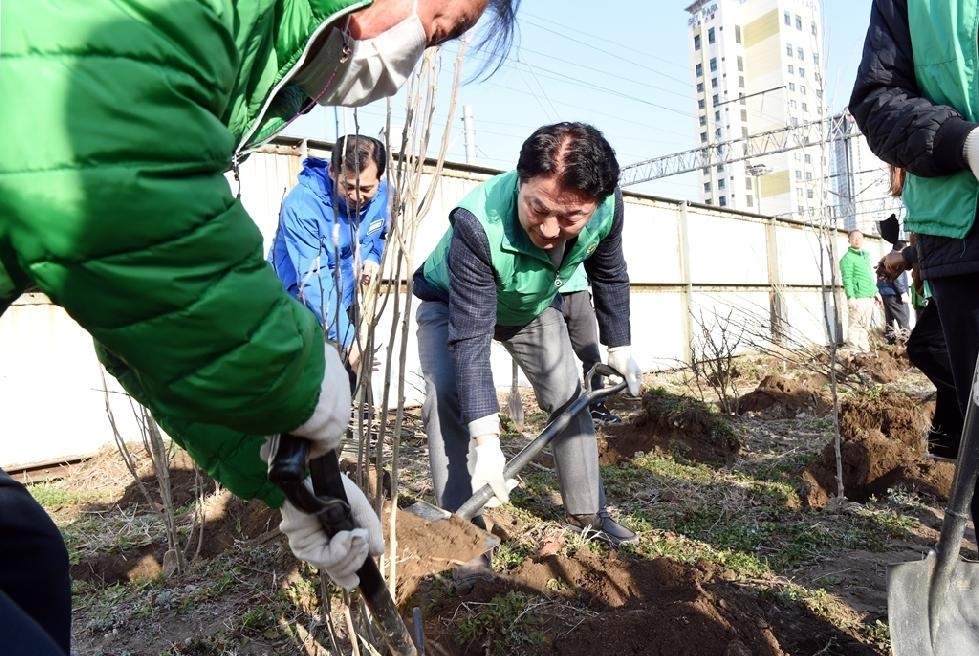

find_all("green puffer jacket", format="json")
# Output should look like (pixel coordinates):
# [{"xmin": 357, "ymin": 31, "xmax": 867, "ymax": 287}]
[
  {"xmin": 839, "ymin": 247, "xmax": 877, "ymax": 300},
  {"xmin": 0, "ymin": 0, "xmax": 370, "ymax": 506}
]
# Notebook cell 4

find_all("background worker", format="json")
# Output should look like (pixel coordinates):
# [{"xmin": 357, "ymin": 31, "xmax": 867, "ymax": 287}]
[
  {"xmin": 839, "ymin": 230, "xmax": 880, "ymax": 352},
  {"xmin": 269, "ymin": 134, "xmax": 390, "ymax": 373},
  {"xmin": 876, "ymin": 242, "xmax": 911, "ymax": 345}
]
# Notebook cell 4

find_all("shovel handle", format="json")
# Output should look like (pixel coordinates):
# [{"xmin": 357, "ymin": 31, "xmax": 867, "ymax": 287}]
[
  {"xmin": 455, "ymin": 370, "xmax": 628, "ymax": 521},
  {"xmin": 268, "ymin": 434, "xmax": 418, "ymax": 656}
]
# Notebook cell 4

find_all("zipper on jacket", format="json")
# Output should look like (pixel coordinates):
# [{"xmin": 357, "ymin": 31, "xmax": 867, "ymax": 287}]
[{"xmin": 231, "ymin": 151, "xmax": 241, "ymax": 198}]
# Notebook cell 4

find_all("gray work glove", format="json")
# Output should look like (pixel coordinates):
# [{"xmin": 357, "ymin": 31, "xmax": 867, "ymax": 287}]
[{"xmin": 964, "ymin": 127, "xmax": 979, "ymax": 182}]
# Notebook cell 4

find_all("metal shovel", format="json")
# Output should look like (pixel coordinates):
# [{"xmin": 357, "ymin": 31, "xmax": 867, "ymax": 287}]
[
  {"xmin": 407, "ymin": 364, "xmax": 626, "ymax": 524},
  {"xmin": 888, "ymin": 355, "xmax": 979, "ymax": 656}
]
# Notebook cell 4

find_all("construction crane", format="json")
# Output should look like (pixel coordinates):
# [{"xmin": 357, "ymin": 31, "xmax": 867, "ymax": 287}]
[{"xmin": 619, "ymin": 112, "xmax": 860, "ymax": 187}]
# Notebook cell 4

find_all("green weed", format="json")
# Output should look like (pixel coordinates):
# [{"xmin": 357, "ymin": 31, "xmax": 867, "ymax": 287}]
[{"xmin": 455, "ymin": 591, "xmax": 546, "ymax": 655}]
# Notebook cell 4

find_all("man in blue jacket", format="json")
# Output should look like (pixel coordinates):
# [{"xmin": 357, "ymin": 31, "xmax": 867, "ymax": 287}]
[{"xmin": 269, "ymin": 135, "xmax": 389, "ymax": 371}]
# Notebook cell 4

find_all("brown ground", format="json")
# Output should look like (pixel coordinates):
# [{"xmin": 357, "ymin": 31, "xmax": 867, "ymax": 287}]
[{"xmin": 37, "ymin": 347, "xmax": 971, "ymax": 655}]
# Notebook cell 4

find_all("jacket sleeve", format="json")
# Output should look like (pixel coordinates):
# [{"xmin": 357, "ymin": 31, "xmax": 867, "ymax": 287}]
[
  {"xmin": 848, "ymin": 0, "xmax": 977, "ymax": 176},
  {"xmin": 583, "ymin": 188, "xmax": 631, "ymax": 348},
  {"xmin": 96, "ymin": 343, "xmax": 286, "ymax": 506},
  {"xmin": 4, "ymin": 13, "xmax": 332, "ymax": 506},
  {"xmin": 276, "ymin": 202, "xmax": 354, "ymax": 347},
  {"xmin": 840, "ymin": 256, "xmax": 856, "ymax": 298},
  {"xmin": 447, "ymin": 210, "xmax": 501, "ymax": 427}
]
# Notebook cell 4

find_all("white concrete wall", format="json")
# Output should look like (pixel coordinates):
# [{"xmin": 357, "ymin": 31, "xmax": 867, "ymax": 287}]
[{"xmin": 0, "ymin": 143, "xmax": 888, "ymax": 468}]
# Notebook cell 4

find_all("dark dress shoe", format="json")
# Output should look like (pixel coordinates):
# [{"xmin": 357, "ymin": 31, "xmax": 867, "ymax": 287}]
[{"xmin": 566, "ymin": 508, "xmax": 637, "ymax": 547}]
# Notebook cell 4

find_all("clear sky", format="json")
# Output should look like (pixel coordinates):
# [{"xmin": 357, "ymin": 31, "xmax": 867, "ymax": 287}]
[{"xmin": 284, "ymin": 0, "xmax": 875, "ymax": 200}]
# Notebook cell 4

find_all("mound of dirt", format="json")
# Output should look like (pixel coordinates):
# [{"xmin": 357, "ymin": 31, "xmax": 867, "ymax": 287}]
[
  {"xmin": 739, "ymin": 374, "xmax": 831, "ymax": 418},
  {"xmin": 391, "ymin": 505, "xmax": 501, "ymax": 602},
  {"xmin": 848, "ymin": 349, "xmax": 907, "ymax": 384},
  {"xmin": 802, "ymin": 391, "xmax": 953, "ymax": 507},
  {"xmin": 600, "ymin": 390, "xmax": 741, "ymax": 466},
  {"xmin": 413, "ymin": 549, "xmax": 878, "ymax": 656}
]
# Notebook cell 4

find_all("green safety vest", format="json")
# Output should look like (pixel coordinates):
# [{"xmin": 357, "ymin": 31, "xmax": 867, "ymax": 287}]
[
  {"xmin": 904, "ymin": 0, "xmax": 979, "ymax": 238},
  {"xmin": 422, "ymin": 171, "xmax": 615, "ymax": 326}
]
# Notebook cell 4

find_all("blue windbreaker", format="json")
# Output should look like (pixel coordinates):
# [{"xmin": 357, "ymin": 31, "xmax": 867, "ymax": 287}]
[{"xmin": 268, "ymin": 157, "xmax": 389, "ymax": 346}]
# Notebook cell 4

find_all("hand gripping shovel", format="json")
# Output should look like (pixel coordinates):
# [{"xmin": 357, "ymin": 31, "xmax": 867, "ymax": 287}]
[
  {"xmin": 268, "ymin": 435, "xmax": 418, "ymax": 656},
  {"xmin": 407, "ymin": 364, "xmax": 627, "ymax": 524},
  {"xmin": 888, "ymin": 355, "xmax": 979, "ymax": 656}
]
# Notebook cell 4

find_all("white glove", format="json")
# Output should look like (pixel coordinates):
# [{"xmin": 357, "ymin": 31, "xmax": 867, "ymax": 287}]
[
  {"xmin": 287, "ymin": 344, "xmax": 351, "ymax": 459},
  {"xmin": 471, "ymin": 435, "xmax": 516, "ymax": 508},
  {"xmin": 360, "ymin": 260, "xmax": 380, "ymax": 286},
  {"xmin": 278, "ymin": 474, "xmax": 384, "ymax": 590},
  {"xmin": 608, "ymin": 346, "xmax": 643, "ymax": 396},
  {"xmin": 964, "ymin": 127, "xmax": 979, "ymax": 182}
]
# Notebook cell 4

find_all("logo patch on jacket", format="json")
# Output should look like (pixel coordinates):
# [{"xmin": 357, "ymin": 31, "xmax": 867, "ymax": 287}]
[{"xmin": 367, "ymin": 219, "xmax": 385, "ymax": 234}]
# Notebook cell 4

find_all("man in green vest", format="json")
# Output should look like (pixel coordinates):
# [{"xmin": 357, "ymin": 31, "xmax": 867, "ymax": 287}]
[
  {"xmin": 839, "ymin": 230, "xmax": 881, "ymax": 352},
  {"xmin": 0, "ymin": 1, "xmax": 519, "ymax": 652},
  {"xmin": 413, "ymin": 123, "xmax": 643, "ymax": 566}
]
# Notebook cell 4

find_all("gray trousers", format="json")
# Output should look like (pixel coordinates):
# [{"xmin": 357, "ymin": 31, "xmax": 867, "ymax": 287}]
[
  {"xmin": 560, "ymin": 290, "xmax": 604, "ymax": 393},
  {"xmin": 416, "ymin": 301, "xmax": 603, "ymax": 516}
]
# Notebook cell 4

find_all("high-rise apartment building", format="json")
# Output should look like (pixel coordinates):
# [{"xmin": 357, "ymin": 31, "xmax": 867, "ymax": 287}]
[
  {"xmin": 686, "ymin": 0, "xmax": 826, "ymax": 219},
  {"xmin": 828, "ymin": 112, "xmax": 905, "ymax": 234}
]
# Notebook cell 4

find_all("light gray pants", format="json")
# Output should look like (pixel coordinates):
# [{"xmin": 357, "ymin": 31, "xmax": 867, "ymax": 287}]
[{"xmin": 416, "ymin": 301, "xmax": 604, "ymax": 516}]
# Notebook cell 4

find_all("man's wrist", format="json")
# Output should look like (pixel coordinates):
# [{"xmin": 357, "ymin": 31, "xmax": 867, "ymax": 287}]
[{"xmin": 468, "ymin": 414, "xmax": 501, "ymax": 441}]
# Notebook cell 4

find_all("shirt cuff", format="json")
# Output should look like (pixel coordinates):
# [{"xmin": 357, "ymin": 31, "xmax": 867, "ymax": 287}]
[{"xmin": 467, "ymin": 414, "xmax": 501, "ymax": 440}]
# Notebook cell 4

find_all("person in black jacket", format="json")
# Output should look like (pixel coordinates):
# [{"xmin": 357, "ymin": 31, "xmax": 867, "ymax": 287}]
[
  {"xmin": 880, "ymin": 242, "xmax": 963, "ymax": 459},
  {"xmin": 850, "ymin": 0, "xmax": 979, "ymax": 520}
]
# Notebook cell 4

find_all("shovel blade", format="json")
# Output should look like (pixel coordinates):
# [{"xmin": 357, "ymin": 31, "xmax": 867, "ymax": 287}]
[
  {"xmin": 508, "ymin": 392, "xmax": 524, "ymax": 430},
  {"xmin": 403, "ymin": 501, "xmax": 500, "ymax": 551},
  {"xmin": 405, "ymin": 500, "xmax": 452, "ymax": 523},
  {"xmin": 888, "ymin": 555, "xmax": 979, "ymax": 656}
]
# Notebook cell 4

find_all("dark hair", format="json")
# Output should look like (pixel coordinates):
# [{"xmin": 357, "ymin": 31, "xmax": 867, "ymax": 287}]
[
  {"xmin": 516, "ymin": 122, "xmax": 619, "ymax": 200},
  {"xmin": 466, "ymin": 0, "xmax": 521, "ymax": 81},
  {"xmin": 331, "ymin": 135, "xmax": 386, "ymax": 177}
]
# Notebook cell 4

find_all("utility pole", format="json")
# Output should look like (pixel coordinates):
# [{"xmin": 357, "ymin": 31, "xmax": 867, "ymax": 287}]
[{"xmin": 462, "ymin": 105, "xmax": 477, "ymax": 165}]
